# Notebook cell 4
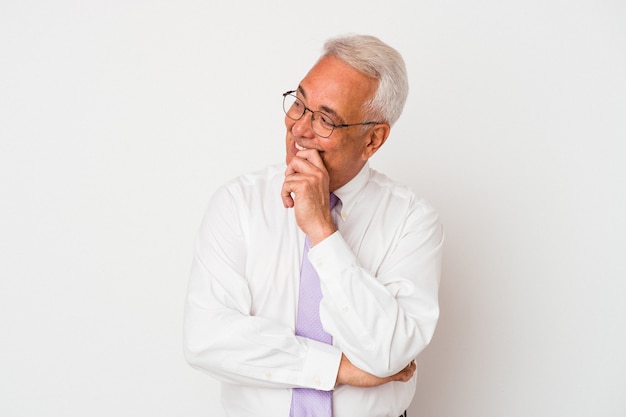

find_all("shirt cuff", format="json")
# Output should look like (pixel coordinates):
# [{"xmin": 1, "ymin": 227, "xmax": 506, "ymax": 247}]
[
  {"xmin": 301, "ymin": 338, "xmax": 342, "ymax": 391},
  {"xmin": 308, "ymin": 231, "xmax": 355, "ymax": 275}
]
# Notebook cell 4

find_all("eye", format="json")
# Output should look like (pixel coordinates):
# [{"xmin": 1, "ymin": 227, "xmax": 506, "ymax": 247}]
[
  {"xmin": 317, "ymin": 112, "xmax": 335, "ymax": 128},
  {"xmin": 292, "ymin": 99, "xmax": 303, "ymax": 110}
]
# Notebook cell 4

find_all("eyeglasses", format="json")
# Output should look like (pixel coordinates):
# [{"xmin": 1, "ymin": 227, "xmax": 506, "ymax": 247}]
[{"xmin": 282, "ymin": 90, "xmax": 381, "ymax": 138}]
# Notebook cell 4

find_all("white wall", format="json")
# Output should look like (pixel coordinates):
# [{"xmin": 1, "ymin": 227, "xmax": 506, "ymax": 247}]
[{"xmin": 1, "ymin": 1, "xmax": 624, "ymax": 416}]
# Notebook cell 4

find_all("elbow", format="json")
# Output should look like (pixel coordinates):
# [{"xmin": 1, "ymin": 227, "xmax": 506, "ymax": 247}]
[
  {"xmin": 378, "ymin": 319, "xmax": 439, "ymax": 377},
  {"xmin": 183, "ymin": 341, "xmax": 201, "ymax": 369},
  {"xmin": 183, "ymin": 337, "xmax": 226, "ymax": 376},
  {"xmin": 183, "ymin": 334, "xmax": 205, "ymax": 371},
  {"xmin": 183, "ymin": 321, "xmax": 220, "ymax": 372}
]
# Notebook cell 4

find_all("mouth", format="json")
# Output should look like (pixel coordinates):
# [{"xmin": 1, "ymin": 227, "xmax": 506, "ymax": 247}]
[{"xmin": 293, "ymin": 142, "xmax": 324, "ymax": 157}]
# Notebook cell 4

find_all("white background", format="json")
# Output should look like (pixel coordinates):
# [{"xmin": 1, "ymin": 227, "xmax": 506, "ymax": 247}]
[{"xmin": 1, "ymin": 1, "xmax": 625, "ymax": 416}]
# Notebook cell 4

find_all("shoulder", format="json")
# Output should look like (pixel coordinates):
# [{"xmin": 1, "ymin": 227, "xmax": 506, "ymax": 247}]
[
  {"xmin": 366, "ymin": 168, "xmax": 439, "ymax": 221},
  {"xmin": 215, "ymin": 163, "xmax": 284, "ymax": 202},
  {"xmin": 200, "ymin": 163, "xmax": 286, "ymax": 229},
  {"xmin": 366, "ymin": 168, "xmax": 430, "ymax": 204}
]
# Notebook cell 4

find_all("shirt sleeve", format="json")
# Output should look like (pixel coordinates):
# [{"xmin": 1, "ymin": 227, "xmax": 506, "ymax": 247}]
[
  {"xmin": 309, "ymin": 197, "xmax": 444, "ymax": 378},
  {"xmin": 183, "ymin": 185, "xmax": 342, "ymax": 390}
]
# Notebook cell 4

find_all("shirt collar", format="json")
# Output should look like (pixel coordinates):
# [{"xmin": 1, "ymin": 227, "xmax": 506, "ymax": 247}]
[{"xmin": 332, "ymin": 162, "xmax": 370, "ymax": 221}]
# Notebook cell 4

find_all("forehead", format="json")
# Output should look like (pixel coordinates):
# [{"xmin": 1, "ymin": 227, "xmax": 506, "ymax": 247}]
[{"xmin": 298, "ymin": 55, "xmax": 378, "ymax": 121}]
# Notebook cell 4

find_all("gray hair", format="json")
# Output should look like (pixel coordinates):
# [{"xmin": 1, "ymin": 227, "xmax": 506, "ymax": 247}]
[{"xmin": 322, "ymin": 34, "xmax": 409, "ymax": 126}]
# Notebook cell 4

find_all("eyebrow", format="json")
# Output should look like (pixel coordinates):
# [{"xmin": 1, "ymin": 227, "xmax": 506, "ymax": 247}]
[{"xmin": 297, "ymin": 85, "xmax": 344, "ymax": 123}]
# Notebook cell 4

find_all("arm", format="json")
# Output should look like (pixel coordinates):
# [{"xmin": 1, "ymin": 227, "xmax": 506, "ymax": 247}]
[
  {"xmin": 282, "ymin": 149, "xmax": 443, "ymax": 377},
  {"xmin": 336, "ymin": 353, "xmax": 416, "ymax": 387},
  {"xmin": 281, "ymin": 149, "xmax": 443, "ymax": 379},
  {"xmin": 183, "ymin": 185, "xmax": 342, "ymax": 390},
  {"xmin": 313, "ymin": 201, "xmax": 443, "ymax": 377},
  {"xmin": 184, "ymin": 180, "xmax": 416, "ymax": 391}
]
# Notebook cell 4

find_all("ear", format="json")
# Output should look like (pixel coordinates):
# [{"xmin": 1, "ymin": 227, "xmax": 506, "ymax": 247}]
[{"xmin": 362, "ymin": 123, "xmax": 391, "ymax": 160}]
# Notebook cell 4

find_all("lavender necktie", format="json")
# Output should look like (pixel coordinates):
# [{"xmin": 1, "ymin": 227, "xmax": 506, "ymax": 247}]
[{"xmin": 290, "ymin": 193, "xmax": 339, "ymax": 417}]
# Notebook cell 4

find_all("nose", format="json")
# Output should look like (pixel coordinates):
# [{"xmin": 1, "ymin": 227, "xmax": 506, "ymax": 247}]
[{"xmin": 289, "ymin": 109, "xmax": 315, "ymax": 138}]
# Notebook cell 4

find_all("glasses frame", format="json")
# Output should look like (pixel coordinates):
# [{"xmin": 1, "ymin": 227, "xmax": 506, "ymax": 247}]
[{"xmin": 282, "ymin": 90, "xmax": 382, "ymax": 138}]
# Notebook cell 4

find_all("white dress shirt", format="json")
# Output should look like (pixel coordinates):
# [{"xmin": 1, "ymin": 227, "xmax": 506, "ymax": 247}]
[{"xmin": 184, "ymin": 162, "xmax": 443, "ymax": 417}]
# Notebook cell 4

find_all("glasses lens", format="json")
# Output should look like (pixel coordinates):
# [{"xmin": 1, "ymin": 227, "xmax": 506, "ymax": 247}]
[
  {"xmin": 282, "ymin": 92, "xmax": 334, "ymax": 138},
  {"xmin": 311, "ymin": 113, "xmax": 335, "ymax": 138},
  {"xmin": 283, "ymin": 94, "xmax": 304, "ymax": 120}
]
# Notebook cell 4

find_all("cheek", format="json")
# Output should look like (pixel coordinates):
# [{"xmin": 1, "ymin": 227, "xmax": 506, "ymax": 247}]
[
  {"xmin": 284, "ymin": 119, "xmax": 293, "ymax": 144},
  {"xmin": 326, "ymin": 141, "xmax": 365, "ymax": 166},
  {"xmin": 284, "ymin": 126, "xmax": 295, "ymax": 164},
  {"xmin": 284, "ymin": 116, "xmax": 294, "ymax": 131}
]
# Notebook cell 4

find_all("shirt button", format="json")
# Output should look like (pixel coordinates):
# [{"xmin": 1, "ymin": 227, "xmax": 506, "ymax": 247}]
[
  {"xmin": 313, "ymin": 377, "xmax": 321, "ymax": 386},
  {"xmin": 341, "ymin": 305, "xmax": 349, "ymax": 313},
  {"xmin": 264, "ymin": 371, "xmax": 272, "ymax": 379}
]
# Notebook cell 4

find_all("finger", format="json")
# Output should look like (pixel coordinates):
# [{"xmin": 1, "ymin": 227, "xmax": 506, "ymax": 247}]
[
  {"xmin": 402, "ymin": 367, "xmax": 414, "ymax": 382},
  {"xmin": 281, "ymin": 172, "xmax": 317, "ymax": 208},
  {"xmin": 397, "ymin": 361, "xmax": 416, "ymax": 382},
  {"xmin": 281, "ymin": 191, "xmax": 294, "ymax": 208},
  {"xmin": 283, "ymin": 159, "xmax": 328, "ymax": 207},
  {"xmin": 284, "ymin": 160, "xmax": 297, "ymax": 177},
  {"xmin": 285, "ymin": 153, "xmax": 318, "ymax": 178},
  {"xmin": 289, "ymin": 149, "xmax": 328, "ymax": 175},
  {"xmin": 295, "ymin": 148, "xmax": 325, "ymax": 169},
  {"xmin": 280, "ymin": 182, "xmax": 295, "ymax": 208}
]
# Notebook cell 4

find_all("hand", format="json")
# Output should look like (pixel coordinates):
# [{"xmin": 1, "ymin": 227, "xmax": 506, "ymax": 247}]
[
  {"xmin": 335, "ymin": 354, "xmax": 416, "ymax": 388},
  {"xmin": 281, "ymin": 149, "xmax": 337, "ymax": 245}
]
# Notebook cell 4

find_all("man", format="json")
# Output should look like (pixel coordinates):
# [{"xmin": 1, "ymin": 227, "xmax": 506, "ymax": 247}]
[{"xmin": 184, "ymin": 34, "xmax": 443, "ymax": 417}]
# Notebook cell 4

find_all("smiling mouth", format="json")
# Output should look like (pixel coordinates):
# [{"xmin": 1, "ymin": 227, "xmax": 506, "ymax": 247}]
[{"xmin": 294, "ymin": 143, "xmax": 325, "ymax": 157}]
